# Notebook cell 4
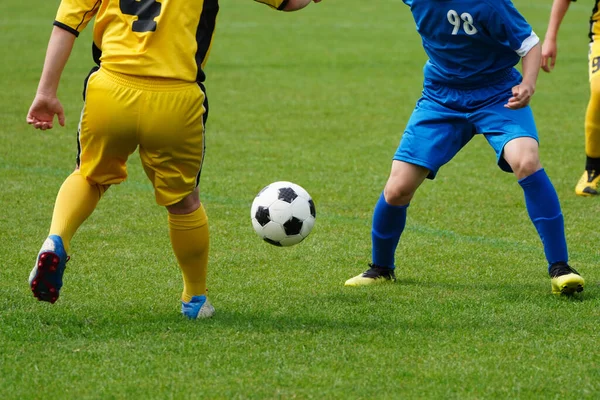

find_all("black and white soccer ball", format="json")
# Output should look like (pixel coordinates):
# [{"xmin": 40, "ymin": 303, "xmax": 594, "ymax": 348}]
[{"xmin": 251, "ymin": 181, "xmax": 316, "ymax": 247}]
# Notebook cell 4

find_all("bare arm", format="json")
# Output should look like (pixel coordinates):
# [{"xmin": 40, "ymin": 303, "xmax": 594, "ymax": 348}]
[
  {"xmin": 27, "ymin": 26, "xmax": 76, "ymax": 130},
  {"xmin": 505, "ymin": 43, "xmax": 541, "ymax": 110},
  {"xmin": 35, "ymin": 26, "xmax": 76, "ymax": 97},
  {"xmin": 521, "ymin": 42, "xmax": 542, "ymax": 89},
  {"xmin": 541, "ymin": 0, "xmax": 572, "ymax": 72}
]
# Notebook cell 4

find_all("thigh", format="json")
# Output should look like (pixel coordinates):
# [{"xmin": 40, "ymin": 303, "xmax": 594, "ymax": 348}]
[
  {"xmin": 472, "ymin": 102, "xmax": 538, "ymax": 173},
  {"xmin": 78, "ymin": 69, "xmax": 140, "ymax": 185},
  {"xmin": 394, "ymin": 97, "xmax": 473, "ymax": 179},
  {"xmin": 138, "ymin": 84, "xmax": 207, "ymax": 206}
]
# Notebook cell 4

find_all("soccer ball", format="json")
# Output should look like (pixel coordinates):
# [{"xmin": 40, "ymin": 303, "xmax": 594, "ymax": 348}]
[{"xmin": 251, "ymin": 181, "xmax": 316, "ymax": 246}]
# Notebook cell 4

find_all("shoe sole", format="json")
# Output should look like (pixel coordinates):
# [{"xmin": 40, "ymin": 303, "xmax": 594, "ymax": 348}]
[
  {"xmin": 30, "ymin": 252, "xmax": 62, "ymax": 304},
  {"xmin": 554, "ymin": 283, "xmax": 584, "ymax": 295},
  {"xmin": 575, "ymin": 190, "xmax": 598, "ymax": 197},
  {"xmin": 575, "ymin": 184, "xmax": 599, "ymax": 196},
  {"xmin": 552, "ymin": 274, "xmax": 585, "ymax": 296},
  {"xmin": 344, "ymin": 277, "xmax": 396, "ymax": 287}
]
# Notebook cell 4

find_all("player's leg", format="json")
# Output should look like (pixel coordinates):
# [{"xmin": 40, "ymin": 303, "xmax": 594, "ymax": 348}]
[
  {"xmin": 344, "ymin": 161, "xmax": 429, "ymax": 287},
  {"xmin": 30, "ymin": 170, "xmax": 109, "ymax": 303},
  {"xmin": 48, "ymin": 170, "xmax": 108, "ymax": 254},
  {"xmin": 376, "ymin": 161, "xmax": 429, "ymax": 265},
  {"xmin": 166, "ymin": 189, "xmax": 213, "ymax": 319},
  {"xmin": 504, "ymin": 137, "xmax": 562, "ymax": 262},
  {"xmin": 30, "ymin": 68, "xmax": 137, "ymax": 303},
  {"xmin": 138, "ymin": 82, "xmax": 213, "ymax": 318},
  {"xmin": 479, "ymin": 102, "xmax": 584, "ymax": 294},
  {"xmin": 576, "ymin": 40, "xmax": 600, "ymax": 196},
  {"xmin": 345, "ymin": 97, "xmax": 472, "ymax": 286},
  {"xmin": 503, "ymin": 138, "xmax": 583, "ymax": 294}
]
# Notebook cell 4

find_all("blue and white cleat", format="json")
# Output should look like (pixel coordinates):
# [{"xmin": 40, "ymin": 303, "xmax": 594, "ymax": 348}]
[
  {"xmin": 181, "ymin": 295, "xmax": 215, "ymax": 319},
  {"xmin": 29, "ymin": 235, "xmax": 69, "ymax": 304}
]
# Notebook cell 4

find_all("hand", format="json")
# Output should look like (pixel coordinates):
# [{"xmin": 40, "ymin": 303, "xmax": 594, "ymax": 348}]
[
  {"xmin": 541, "ymin": 39, "xmax": 557, "ymax": 73},
  {"xmin": 504, "ymin": 82, "xmax": 535, "ymax": 110},
  {"xmin": 26, "ymin": 93, "xmax": 65, "ymax": 130}
]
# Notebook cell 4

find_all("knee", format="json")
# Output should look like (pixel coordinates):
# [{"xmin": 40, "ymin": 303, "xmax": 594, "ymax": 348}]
[
  {"xmin": 97, "ymin": 184, "xmax": 110, "ymax": 197},
  {"xmin": 503, "ymin": 137, "xmax": 542, "ymax": 179},
  {"xmin": 511, "ymin": 155, "xmax": 541, "ymax": 179},
  {"xmin": 383, "ymin": 181, "xmax": 415, "ymax": 206},
  {"xmin": 167, "ymin": 190, "xmax": 200, "ymax": 215}
]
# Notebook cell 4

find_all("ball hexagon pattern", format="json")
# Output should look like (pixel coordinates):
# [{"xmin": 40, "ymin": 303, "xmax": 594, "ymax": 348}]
[{"xmin": 251, "ymin": 181, "xmax": 316, "ymax": 246}]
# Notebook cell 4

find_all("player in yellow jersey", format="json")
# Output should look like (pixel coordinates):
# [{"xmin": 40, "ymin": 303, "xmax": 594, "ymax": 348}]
[
  {"xmin": 542, "ymin": 0, "xmax": 600, "ymax": 196},
  {"xmin": 26, "ymin": 0, "xmax": 322, "ymax": 319}
]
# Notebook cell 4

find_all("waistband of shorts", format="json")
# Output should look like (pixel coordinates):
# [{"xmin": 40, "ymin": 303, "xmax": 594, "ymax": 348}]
[
  {"xmin": 97, "ymin": 68, "xmax": 196, "ymax": 91},
  {"xmin": 424, "ymin": 67, "xmax": 518, "ymax": 90}
]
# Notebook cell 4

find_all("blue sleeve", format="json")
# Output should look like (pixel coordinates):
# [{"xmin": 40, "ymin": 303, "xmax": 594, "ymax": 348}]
[{"xmin": 484, "ymin": 0, "xmax": 539, "ymax": 56}]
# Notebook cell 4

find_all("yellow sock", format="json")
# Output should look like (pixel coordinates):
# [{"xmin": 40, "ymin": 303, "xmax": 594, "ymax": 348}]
[
  {"xmin": 49, "ymin": 170, "xmax": 106, "ymax": 253},
  {"xmin": 585, "ymin": 77, "xmax": 600, "ymax": 158},
  {"xmin": 168, "ymin": 204, "xmax": 209, "ymax": 303}
]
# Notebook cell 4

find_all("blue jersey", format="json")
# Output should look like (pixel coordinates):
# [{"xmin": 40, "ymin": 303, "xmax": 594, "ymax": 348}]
[{"xmin": 403, "ymin": 0, "xmax": 539, "ymax": 87}]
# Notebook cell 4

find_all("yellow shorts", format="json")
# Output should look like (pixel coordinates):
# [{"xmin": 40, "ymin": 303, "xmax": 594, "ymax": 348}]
[{"xmin": 77, "ymin": 68, "xmax": 207, "ymax": 206}]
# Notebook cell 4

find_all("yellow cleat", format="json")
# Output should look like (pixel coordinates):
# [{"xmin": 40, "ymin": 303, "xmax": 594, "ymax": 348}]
[
  {"xmin": 549, "ymin": 262, "xmax": 584, "ymax": 295},
  {"xmin": 344, "ymin": 264, "xmax": 396, "ymax": 287},
  {"xmin": 575, "ymin": 170, "xmax": 600, "ymax": 196}
]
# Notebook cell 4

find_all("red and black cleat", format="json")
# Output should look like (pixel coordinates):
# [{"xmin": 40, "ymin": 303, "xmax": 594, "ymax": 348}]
[{"xmin": 29, "ymin": 236, "xmax": 69, "ymax": 304}]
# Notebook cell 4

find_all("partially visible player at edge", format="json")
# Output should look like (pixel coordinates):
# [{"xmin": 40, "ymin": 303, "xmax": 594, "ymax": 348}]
[
  {"xmin": 345, "ymin": 0, "xmax": 585, "ymax": 295},
  {"xmin": 541, "ymin": 0, "xmax": 600, "ymax": 196},
  {"xmin": 26, "ymin": 0, "xmax": 322, "ymax": 319}
]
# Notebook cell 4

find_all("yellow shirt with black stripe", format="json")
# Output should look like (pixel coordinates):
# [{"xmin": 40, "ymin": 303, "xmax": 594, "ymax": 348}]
[
  {"xmin": 54, "ymin": 0, "xmax": 289, "ymax": 83},
  {"xmin": 571, "ymin": 0, "xmax": 600, "ymax": 40}
]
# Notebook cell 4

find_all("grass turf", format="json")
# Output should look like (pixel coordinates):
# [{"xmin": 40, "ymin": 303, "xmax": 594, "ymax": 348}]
[{"xmin": 2, "ymin": 0, "xmax": 600, "ymax": 398}]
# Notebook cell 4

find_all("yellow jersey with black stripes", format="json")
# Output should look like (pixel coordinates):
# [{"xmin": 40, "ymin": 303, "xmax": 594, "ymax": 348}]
[
  {"xmin": 54, "ymin": 0, "xmax": 289, "ymax": 83},
  {"xmin": 573, "ymin": 0, "xmax": 600, "ymax": 41}
]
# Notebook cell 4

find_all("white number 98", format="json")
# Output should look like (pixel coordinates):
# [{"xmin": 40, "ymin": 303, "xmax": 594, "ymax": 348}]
[{"xmin": 447, "ymin": 10, "xmax": 478, "ymax": 36}]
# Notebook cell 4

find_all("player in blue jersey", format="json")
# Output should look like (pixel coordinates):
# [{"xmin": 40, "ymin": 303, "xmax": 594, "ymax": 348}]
[{"xmin": 344, "ymin": 0, "xmax": 585, "ymax": 295}]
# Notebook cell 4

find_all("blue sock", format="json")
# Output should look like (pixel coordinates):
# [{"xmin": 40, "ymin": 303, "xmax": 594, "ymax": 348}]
[
  {"xmin": 371, "ymin": 192, "xmax": 408, "ymax": 269},
  {"xmin": 518, "ymin": 168, "xmax": 568, "ymax": 269}
]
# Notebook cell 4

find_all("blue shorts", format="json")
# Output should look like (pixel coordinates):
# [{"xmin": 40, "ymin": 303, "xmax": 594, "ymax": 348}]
[{"xmin": 394, "ymin": 72, "xmax": 538, "ymax": 179}]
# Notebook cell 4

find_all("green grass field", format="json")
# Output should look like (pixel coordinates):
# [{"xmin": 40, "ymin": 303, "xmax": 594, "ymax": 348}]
[{"xmin": 2, "ymin": 0, "xmax": 600, "ymax": 398}]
